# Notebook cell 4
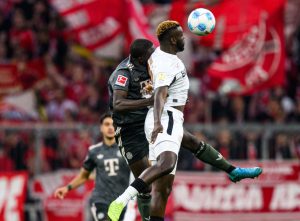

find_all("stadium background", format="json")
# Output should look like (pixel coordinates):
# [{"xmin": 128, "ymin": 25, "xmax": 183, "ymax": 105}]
[{"xmin": 0, "ymin": 0, "xmax": 299, "ymax": 221}]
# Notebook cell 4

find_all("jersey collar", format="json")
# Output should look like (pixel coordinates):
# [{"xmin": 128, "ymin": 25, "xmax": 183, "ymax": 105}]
[{"xmin": 157, "ymin": 47, "xmax": 177, "ymax": 58}]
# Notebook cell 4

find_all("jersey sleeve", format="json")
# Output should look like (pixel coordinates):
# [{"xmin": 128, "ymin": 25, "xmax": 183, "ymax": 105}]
[
  {"xmin": 82, "ymin": 150, "xmax": 96, "ymax": 172},
  {"xmin": 152, "ymin": 65, "xmax": 176, "ymax": 88},
  {"xmin": 112, "ymin": 70, "xmax": 130, "ymax": 91}
]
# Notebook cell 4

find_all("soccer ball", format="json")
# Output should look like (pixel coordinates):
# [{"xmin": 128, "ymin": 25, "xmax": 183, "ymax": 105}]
[{"xmin": 187, "ymin": 8, "xmax": 216, "ymax": 36}]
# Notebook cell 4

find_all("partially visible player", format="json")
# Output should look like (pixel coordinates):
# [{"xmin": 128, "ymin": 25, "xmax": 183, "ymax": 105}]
[
  {"xmin": 108, "ymin": 39, "xmax": 155, "ymax": 221},
  {"xmin": 54, "ymin": 113, "xmax": 130, "ymax": 221}
]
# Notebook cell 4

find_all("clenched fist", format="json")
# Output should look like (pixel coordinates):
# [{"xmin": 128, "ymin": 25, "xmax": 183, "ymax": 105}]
[
  {"xmin": 54, "ymin": 186, "xmax": 69, "ymax": 199},
  {"xmin": 145, "ymin": 83, "xmax": 153, "ymax": 94}
]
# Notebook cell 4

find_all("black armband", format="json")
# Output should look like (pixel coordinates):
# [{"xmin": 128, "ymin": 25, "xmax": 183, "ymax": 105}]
[{"xmin": 67, "ymin": 184, "xmax": 72, "ymax": 191}]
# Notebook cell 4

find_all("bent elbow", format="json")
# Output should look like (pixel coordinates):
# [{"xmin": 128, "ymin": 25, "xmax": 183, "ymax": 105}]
[{"xmin": 113, "ymin": 100, "xmax": 123, "ymax": 112}]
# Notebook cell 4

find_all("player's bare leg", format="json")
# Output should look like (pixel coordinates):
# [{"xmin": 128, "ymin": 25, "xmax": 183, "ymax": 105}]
[
  {"xmin": 108, "ymin": 152, "xmax": 177, "ymax": 221},
  {"xmin": 150, "ymin": 174, "xmax": 174, "ymax": 221},
  {"xmin": 182, "ymin": 129, "xmax": 262, "ymax": 182},
  {"xmin": 129, "ymin": 156, "xmax": 150, "ymax": 179}
]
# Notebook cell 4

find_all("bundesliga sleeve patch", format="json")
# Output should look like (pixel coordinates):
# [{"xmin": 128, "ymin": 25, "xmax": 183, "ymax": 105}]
[
  {"xmin": 158, "ymin": 72, "xmax": 166, "ymax": 81},
  {"xmin": 115, "ymin": 75, "xmax": 128, "ymax": 87}
]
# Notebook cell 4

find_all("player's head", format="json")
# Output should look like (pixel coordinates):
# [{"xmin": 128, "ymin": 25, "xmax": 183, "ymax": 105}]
[
  {"xmin": 130, "ymin": 39, "xmax": 155, "ymax": 65},
  {"xmin": 156, "ymin": 20, "xmax": 185, "ymax": 52},
  {"xmin": 100, "ymin": 112, "xmax": 114, "ymax": 139}
]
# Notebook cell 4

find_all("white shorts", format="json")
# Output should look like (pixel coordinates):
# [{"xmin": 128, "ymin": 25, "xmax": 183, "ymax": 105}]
[{"xmin": 144, "ymin": 106, "xmax": 184, "ymax": 174}]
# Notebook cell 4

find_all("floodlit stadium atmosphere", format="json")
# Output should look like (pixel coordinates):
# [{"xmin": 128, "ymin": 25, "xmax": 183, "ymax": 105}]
[{"xmin": 0, "ymin": 0, "xmax": 300, "ymax": 221}]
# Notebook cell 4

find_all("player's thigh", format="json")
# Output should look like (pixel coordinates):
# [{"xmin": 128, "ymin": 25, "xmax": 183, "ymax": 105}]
[
  {"xmin": 149, "ymin": 141, "xmax": 179, "ymax": 175},
  {"xmin": 118, "ymin": 123, "xmax": 149, "ymax": 166},
  {"xmin": 129, "ymin": 155, "xmax": 150, "ymax": 178},
  {"xmin": 181, "ymin": 128, "xmax": 199, "ymax": 152}
]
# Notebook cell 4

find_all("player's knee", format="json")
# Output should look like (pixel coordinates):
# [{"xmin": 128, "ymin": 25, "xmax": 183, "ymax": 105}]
[
  {"xmin": 182, "ymin": 132, "xmax": 199, "ymax": 153},
  {"xmin": 157, "ymin": 160, "xmax": 176, "ymax": 175}
]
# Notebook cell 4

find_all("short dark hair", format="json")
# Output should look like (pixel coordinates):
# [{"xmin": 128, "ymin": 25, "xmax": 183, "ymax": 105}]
[
  {"xmin": 156, "ymin": 20, "xmax": 180, "ymax": 42},
  {"xmin": 100, "ymin": 112, "xmax": 112, "ymax": 124},
  {"xmin": 130, "ymin": 39, "xmax": 153, "ymax": 59}
]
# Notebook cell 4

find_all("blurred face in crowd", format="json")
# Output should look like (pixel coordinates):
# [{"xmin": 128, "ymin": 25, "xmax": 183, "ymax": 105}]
[
  {"xmin": 232, "ymin": 96, "xmax": 244, "ymax": 113},
  {"xmin": 72, "ymin": 65, "xmax": 85, "ymax": 83},
  {"xmin": 218, "ymin": 130, "xmax": 231, "ymax": 146},
  {"xmin": 55, "ymin": 90, "xmax": 65, "ymax": 102},
  {"xmin": 13, "ymin": 10, "xmax": 26, "ymax": 29},
  {"xmin": 100, "ymin": 117, "xmax": 115, "ymax": 139}
]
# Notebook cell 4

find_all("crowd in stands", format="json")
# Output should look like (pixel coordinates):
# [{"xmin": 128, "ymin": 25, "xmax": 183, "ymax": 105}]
[{"xmin": 0, "ymin": 0, "xmax": 299, "ymax": 174}]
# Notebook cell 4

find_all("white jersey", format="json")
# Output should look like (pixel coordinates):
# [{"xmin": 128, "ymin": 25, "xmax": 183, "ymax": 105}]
[{"xmin": 148, "ymin": 47, "xmax": 189, "ymax": 107}]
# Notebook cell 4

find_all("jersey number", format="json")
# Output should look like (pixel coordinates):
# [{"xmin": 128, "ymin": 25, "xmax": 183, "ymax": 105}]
[{"xmin": 104, "ymin": 159, "xmax": 119, "ymax": 176}]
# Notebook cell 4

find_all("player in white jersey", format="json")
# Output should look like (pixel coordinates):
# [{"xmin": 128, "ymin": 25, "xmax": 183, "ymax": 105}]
[
  {"xmin": 108, "ymin": 20, "xmax": 188, "ymax": 221},
  {"xmin": 145, "ymin": 44, "xmax": 189, "ymax": 173},
  {"xmin": 108, "ymin": 21, "xmax": 263, "ymax": 221}
]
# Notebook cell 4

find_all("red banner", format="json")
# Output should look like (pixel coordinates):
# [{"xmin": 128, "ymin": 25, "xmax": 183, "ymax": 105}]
[
  {"xmin": 50, "ymin": 0, "xmax": 124, "ymax": 51},
  {"xmin": 172, "ymin": 161, "xmax": 300, "ymax": 221},
  {"xmin": 0, "ymin": 172, "xmax": 28, "ymax": 221},
  {"xmin": 32, "ymin": 170, "xmax": 93, "ymax": 221},
  {"xmin": 124, "ymin": 0, "xmax": 158, "ymax": 49},
  {"xmin": 206, "ymin": 0, "xmax": 286, "ymax": 94},
  {"xmin": 50, "ymin": 0, "xmax": 157, "ymax": 52},
  {"xmin": 0, "ymin": 64, "xmax": 20, "ymax": 95},
  {"xmin": 0, "ymin": 59, "xmax": 46, "ymax": 95}
]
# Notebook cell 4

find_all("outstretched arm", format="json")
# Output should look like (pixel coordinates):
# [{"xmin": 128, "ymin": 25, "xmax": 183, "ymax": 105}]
[
  {"xmin": 113, "ymin": 90, "xmax": 153, "ymax": 112},
  {"xmin": 54, "ymin": 168, "xmax": 91, "ymax": 199},
  {"xmin": 151, "ymin": 86, "xmax": 168, "ymax": 143}
]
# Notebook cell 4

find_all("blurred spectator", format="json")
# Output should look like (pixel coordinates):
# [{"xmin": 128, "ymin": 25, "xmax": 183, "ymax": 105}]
[
  {"xmin": 46, "ymin": 89, "xmax": 78, "ymax": 122},
  {"xmin": 211, "ymin": 95, "xmax": 232, "ymax": 123},
  {"xmin": 5, "ymin": 132, "xmax": 29, "ymax": 170},
  {"xmin": 185, "ymin": 95, "xmax": 207, "ymax": 123},
  {"xmin": 241, "ymin": 132, "xmax": 262, "ymax": 160},
  {"xmin": 0, "ymin": 132, "xmax": 14, "ymax": 171},
  {"xmin": 287, "ymin": 98, "xmax": 300, "ymax": 122},
  {"xmin": 269, "ymin": 133, "xmax": 297, "ymax": 159},
  {"xmin": 214, "ymin": 129, "xmax": 243, "ymax": 160},
  {"xmin": 10, "ymin": 9, "xmax": 34, "ymax": 58},
  {"xmin": 65, "ymin": 64, "xmax": 88, "ymax": 104},
  {"xmin": 229, "ymin": 96, "xmax": 248, "ymax": 123}
]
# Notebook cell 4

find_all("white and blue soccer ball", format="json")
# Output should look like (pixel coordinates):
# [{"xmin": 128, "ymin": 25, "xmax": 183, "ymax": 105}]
[{"xmin": 187, "ymin": 8, "xmax": 216, "ymax": 36}]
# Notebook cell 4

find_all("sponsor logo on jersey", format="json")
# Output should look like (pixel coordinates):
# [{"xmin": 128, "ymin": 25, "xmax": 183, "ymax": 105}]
[
  {"xmin": 126, "ymin": 152, "xmax": 133, "ymax": 160},
  {"xmin": 104, "ymin": 158, "xmax": 119, "ymax": 176},
  {"xmin": 115, "ymin": 75, "xmax": 128, "ymax": 87}
]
